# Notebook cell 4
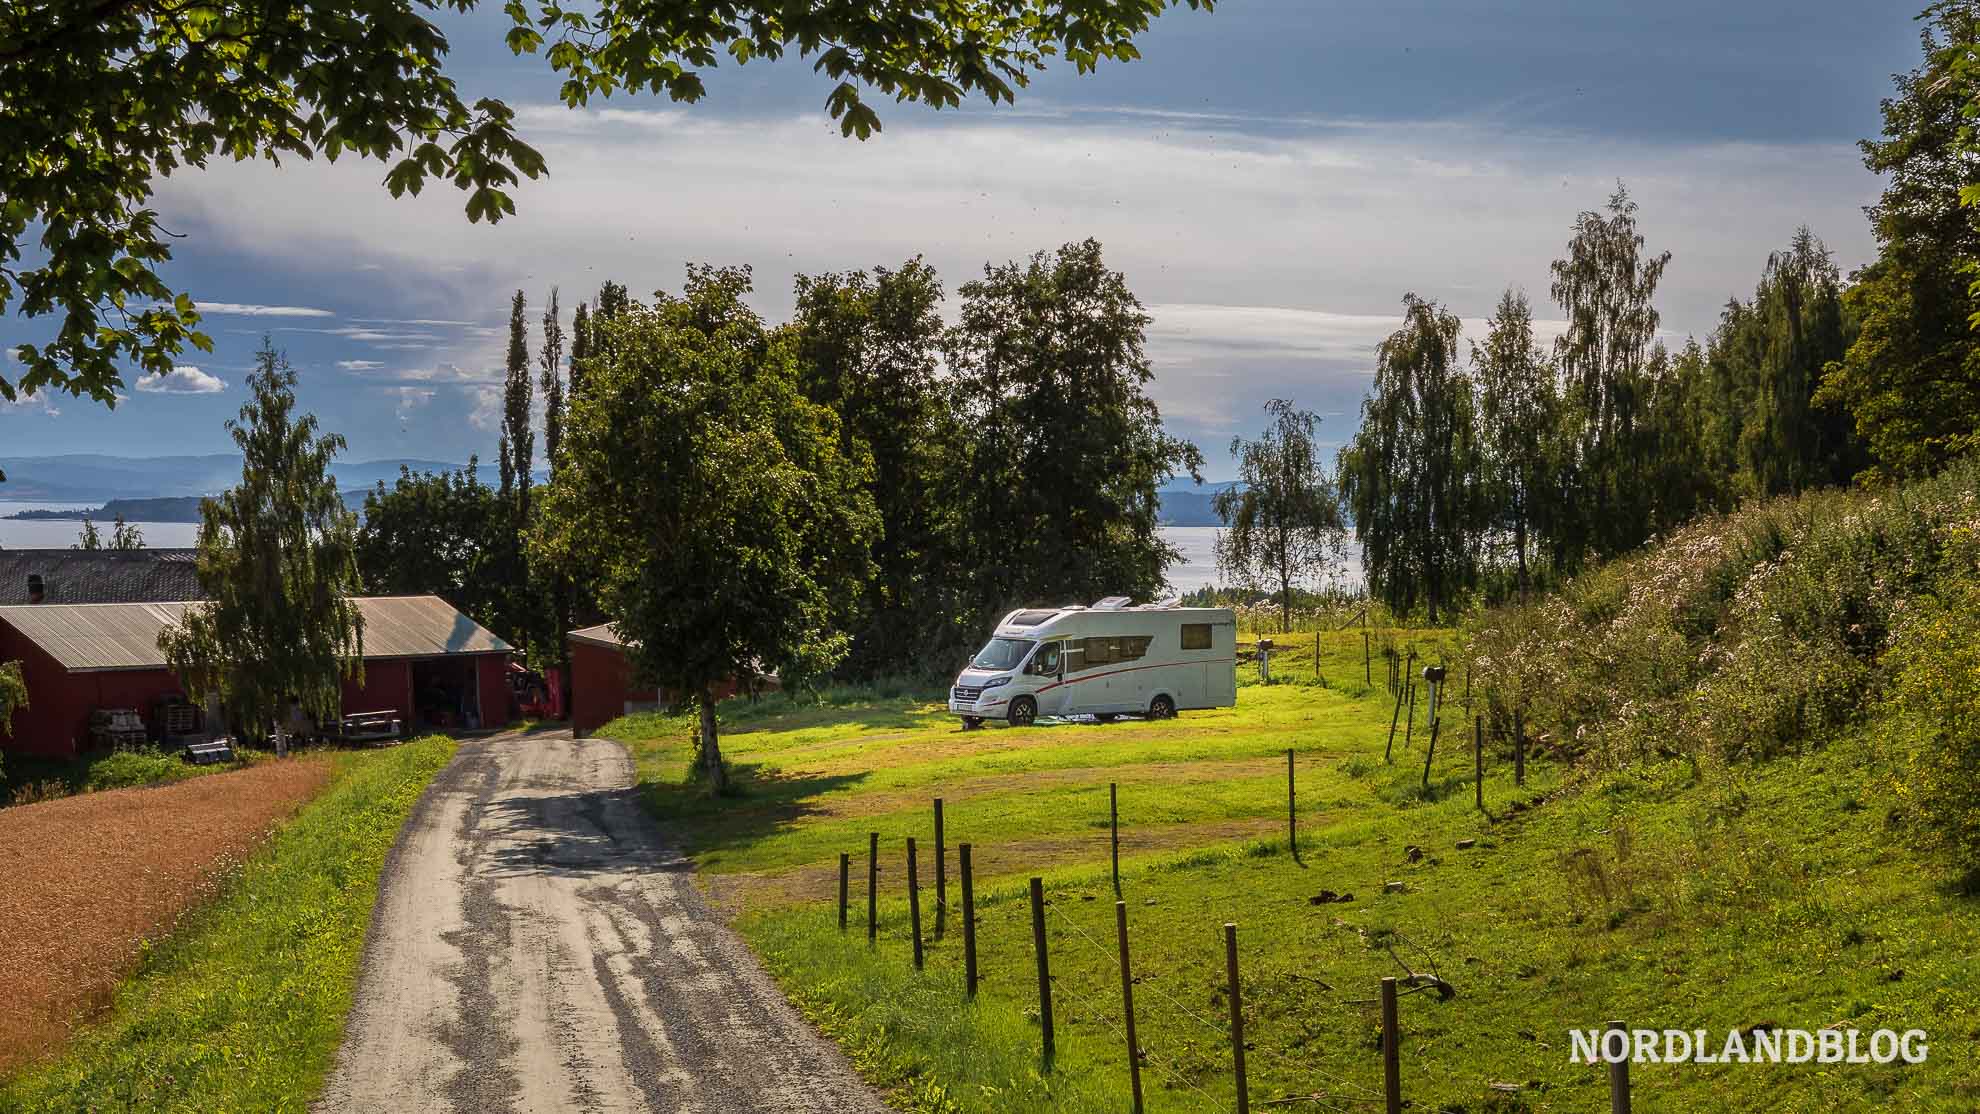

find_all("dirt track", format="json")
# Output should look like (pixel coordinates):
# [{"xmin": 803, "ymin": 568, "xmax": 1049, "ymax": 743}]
[{"xmin": 315, "ymin": 730, "xmax": 884, "ymax": 1114}]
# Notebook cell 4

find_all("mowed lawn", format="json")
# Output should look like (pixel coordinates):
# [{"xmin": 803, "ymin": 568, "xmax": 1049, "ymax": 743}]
[{"xmin": 610, "ymin": 629, "xmax": 1978, "ymax": 1114}]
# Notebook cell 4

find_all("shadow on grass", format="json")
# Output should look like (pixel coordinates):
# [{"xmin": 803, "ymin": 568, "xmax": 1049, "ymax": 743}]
[{"xmin": 640, "ymin": 761, "xmax": 873, "ymax": 859}]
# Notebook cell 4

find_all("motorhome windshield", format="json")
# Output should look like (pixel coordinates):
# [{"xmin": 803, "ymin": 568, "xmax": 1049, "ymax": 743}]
[{"xmin": 971, "ymin": 637, "xmax": 1034, "ymax": 672}]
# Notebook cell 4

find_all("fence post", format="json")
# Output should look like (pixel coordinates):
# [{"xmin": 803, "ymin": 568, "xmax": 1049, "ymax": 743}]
[
  {"xmin": 1384, "ymin": 682, "xmax": 1405, "ymax": 764},
  {"xmin": 1608, "ymin": 1019, "xmax": 1631, "ymax": 1114},
  {"xmin": 960, "ymin": 843, "xmax": 978, "ymax": 997},
  {"xmin": 1030, "ymin": 877, "xmax": 1054, "ymax": 1063},
  {"xmin": 1514, "ymin": 709, "xmax": 1526, "ymax": 787},
  {"xmin": 1286, "ymin": 748, "xmax": 1297, "ymax": 858},
  {"xmin": 1474, "ymin": 715, "xmax": 1484, "ymax": 810},
  {"xmin": 1226, "ymin": 922, "xmax": 1249, "ymax": 1114},
  {"xmin": 1404, "ymin": 669, "xmax": 1417, "ymax": 748},
  {"xmin": 907, "ymin": 837, "xmax": 924, "ymax": 970},
  {"xmin": 838, "ymin": 852, "xmax": 849, "ymax": 931},
  {"xmin": 1422, "ymin": 713, "xmax": 1439, "ymax": 790},
  {"xmin": 934, "ymin": 797, "xmax": 947, "ymax": 933},
  {"xmin": 1110, "ymin": 782, "xmax": 1122, "ymax": 897},
  {"xmin": 1116, "ymin": 901, "xmax": 1145, "ymax": 1114},
  {"xmin": 867, "ymin": 831, "xmax": 879, "ymax": 943},
  {"xmin": 1381, "ymin": 976, "xmax": 1402, "ymax": 1114}
]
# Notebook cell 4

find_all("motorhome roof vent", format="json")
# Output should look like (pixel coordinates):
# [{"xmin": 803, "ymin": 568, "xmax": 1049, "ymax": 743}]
[
  {"xmin": 1009, "ymin": 609, "xmax": 1058, "ymax": 626},
  {"xmin": 1091, "ymin": 596, "xmax": 1131, "ymax": 611}
]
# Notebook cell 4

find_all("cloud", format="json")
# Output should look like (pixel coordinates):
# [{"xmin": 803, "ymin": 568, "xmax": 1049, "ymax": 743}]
[
  {"xmin": 351, "ymin": 317, "xmax": 479, "ymax": 327},
  {"xmin": 135, "ymin": 365, "xmax": 229, "ymax": 394},
  {"xmin": 194, "ymin": 301, "xmax": 335, "ymax": 317},
  {"xmin": 387, "ymin": 386, "xmax": 437, "ymax": 422},
  {"xmin": 467, "ymin": 385, "xmax": 504, "ymax": 431},
  {"xmin": 0, "ymin": 388, "xmax": 61, "ymax": 417},
  {"xmin": 337, "ymin": 359, "xmax": 386, "ymax": 371},
  {"xmin": 147, "ymin": 103, "xmax": 1883, "ymax": 470}
]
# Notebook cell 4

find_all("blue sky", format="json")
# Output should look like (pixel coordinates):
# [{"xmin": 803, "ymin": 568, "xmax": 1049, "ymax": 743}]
[{"xmin": 0, "ymin": 0, "xmax": 1924, "ymax": 480}]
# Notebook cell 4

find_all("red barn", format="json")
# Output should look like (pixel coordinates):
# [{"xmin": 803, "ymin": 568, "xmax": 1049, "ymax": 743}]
[
  {"xmin": 0, "ymin": 595, "xmax": 513, "ymax": 759},
  {"xmin": 565, "ymin": 623, "xmax": 778, "ymax": 738}
]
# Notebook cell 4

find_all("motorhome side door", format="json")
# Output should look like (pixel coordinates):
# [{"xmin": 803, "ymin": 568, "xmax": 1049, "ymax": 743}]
[{"xmin": 1026, "ymin": 641, "xmax": 1070, "ymax": 717}]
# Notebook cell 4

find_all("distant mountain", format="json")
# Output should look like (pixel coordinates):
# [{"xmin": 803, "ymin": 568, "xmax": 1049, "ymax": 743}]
[
  {"xmin": 0, "ymin": 454, "xmax": 527, "ymax": 502},
  {"xmin": 6, "ymin": 492, "xmax": 375, "ymax": 523},
  {"xmin": 1157, "ymin": 482, "xmax": 1240, "ymax": 527}
]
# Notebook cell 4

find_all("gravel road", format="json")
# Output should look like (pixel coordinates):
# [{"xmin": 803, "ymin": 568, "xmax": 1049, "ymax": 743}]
[{"xmin": 315, "ymin": 729, "xmax": 887, "ymax": 1114}]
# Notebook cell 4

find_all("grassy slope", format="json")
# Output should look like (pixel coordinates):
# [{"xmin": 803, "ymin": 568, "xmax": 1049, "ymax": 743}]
[
  {"xmin": 611, "ymin": 628, "xmax": 1976, "ymax": 1114},
  {"xmin": 0, "ymin": 737, "xmax": 456, "ymax": 1113}
]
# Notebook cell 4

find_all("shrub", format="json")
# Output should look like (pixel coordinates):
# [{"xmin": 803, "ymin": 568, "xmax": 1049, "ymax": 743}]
[
  {"xmin": 81, "ymin": 748, "xmax": 191, "ymax": 792},
  {"xmin": 1882, "ymin": 569, "xmax": 1980, "ymax": 886}
]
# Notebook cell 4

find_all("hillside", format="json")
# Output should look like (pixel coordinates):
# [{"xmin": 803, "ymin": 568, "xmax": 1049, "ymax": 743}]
[{"xmin": 599, "ymin": 464, "xmax": 1980, "ymax": 1113}]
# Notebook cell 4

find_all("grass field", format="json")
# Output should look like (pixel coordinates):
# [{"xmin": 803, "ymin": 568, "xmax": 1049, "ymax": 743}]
[
  {"xmin": 611, "ymin": 628, "xmax": 1977, "ymax": 1113},
  {"xmin": 0, "ymin": 737, "xmax": 455, "ymax": 1113}
]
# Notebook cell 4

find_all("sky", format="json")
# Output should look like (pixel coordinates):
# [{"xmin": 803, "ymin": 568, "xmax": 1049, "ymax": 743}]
[{"xmin": 0, "ymin": 0, "xmax": 1927, "ymax": 482}]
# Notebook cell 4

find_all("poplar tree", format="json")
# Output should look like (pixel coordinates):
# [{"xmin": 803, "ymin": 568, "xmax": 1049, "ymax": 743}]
[{"xmin": 540, "ymin": 288, "xmax": 566, "ymax": 474}]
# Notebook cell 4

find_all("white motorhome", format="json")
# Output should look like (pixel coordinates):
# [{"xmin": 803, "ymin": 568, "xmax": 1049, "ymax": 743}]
[{"xmin": 948, "ymin": 598, "xmax": 1238, "ymax": 728}]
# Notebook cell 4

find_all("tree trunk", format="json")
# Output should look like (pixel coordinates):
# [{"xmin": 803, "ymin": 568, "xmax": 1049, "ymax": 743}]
[{"xmin": 698, "ymin": 685, "xmax": 727, "ymax": 793}]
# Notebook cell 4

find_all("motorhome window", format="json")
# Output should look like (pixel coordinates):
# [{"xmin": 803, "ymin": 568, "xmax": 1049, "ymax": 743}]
[
  {"xmin": 1084, "ymin": 636, "xmax": 1117, "ymax": 666},
  {"xmin": 1120, "ymin": 636, "xmax": 1152, "ymax": 662},
  {"xmin": 1025, "ymin": 642, "xmax": 1063, "ymax": 676},
  {"xmin": 972, "ymin": 638, "xmax": 1034, "ymax": 671},
  {"xmin": 1010, "ymin": 610, "xmax": 1057, "ymax": 626},
  {"xmin": 1181, "ymin": 623, "xmax": 1213, "ymax": 650}
]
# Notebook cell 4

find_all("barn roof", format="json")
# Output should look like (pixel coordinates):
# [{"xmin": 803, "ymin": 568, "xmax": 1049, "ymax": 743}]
[
  {"xmin": 0, "ymin": 549, "xmax": 203, "ymax": 605},
  {"xmin": 567, "ymin": 622, "xmax": 626, "ymax": 650},
  {"xmin": 0, "ymin": 595, "xmax": 511, "ymax": 673}
]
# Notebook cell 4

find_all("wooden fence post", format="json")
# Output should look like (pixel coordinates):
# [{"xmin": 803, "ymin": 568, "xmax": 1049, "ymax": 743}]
[
  {"xmin": 1384, "ymin": 683, "xmax": 1405, "ymax": 764},
  {"xmin": 934, "ymin": 797, "xmax": 947, "ymax": 932},
  {"xmin": 1404, "ymin": 670, "xmax": 1417, "ymax": 748},
  {"xmin": 867, "ymin": 831, "xmax": 879, "ymax": 943},
  {"xmin": 838, "ymin": 852, "xmax": 849, "ymax": 931},
  {"xmin": 1286, "ymin": 748, "xmax": 1297, "ymax": 857},
  {"xmin": 1030, "ymin": 877, "xmax": 1054, "ymax": 1063},
  {"xmin": 1226, "ymin": 922, "xmax": 1249, "ymax": 1114},
  {"xmin": 1608, "ymin": 1019, "xmax": 1631, "ymax": 1114},
  {"xmin": 1116, "ymin": 901, "xmax": 1145, "ymax": 1114},
  {"xmin": 960, "ymin": 843, "xmax": 978, "ymax": 997},
  {"xmin": 1514, "ymin": 709, "xmax": 1526, "ymax": 787},
  {"xmin": 1474, "ymin": 715, "xmax": 1483, "ymax": 810},
  {"xmin": 907, "ymin": 837, "xmax": 924, "ymax": 970},
  {"xmin": 1381, "ymin": 976, "xmax": 1402, "ymax": 1114},
  {"xmin": 1110, "ymin": 782, "xmax": 1122, "ymax": 897}
]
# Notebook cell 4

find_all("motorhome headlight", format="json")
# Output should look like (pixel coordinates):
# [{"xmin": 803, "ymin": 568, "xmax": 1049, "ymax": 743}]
[{"xmin": 982, "ymin": 676, "xmax": 1011, "ymax": 689}]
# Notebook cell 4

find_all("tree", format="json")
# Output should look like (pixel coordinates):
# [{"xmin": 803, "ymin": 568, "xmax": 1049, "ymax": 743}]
[
  {"xmin": 159, "ymin": 340, "xmax": 364, "ymax": 748},
  {"xmin": 947, "ymin": 239, "xmax": 1202, "ymax": 619},
  {"xmin": 1472, "ymin": 289, "xmax": 1558, "ymax": 602},
  {"xmin": 0, "ymin": 0, "xmax": 1211, "ymax": 406},
  {"xmin": 569, "ymin": 302, "xmax": 592, "ymax": 403},
  {"xmin": 1338, "ymin": 294, "xmax": 1484, "ymax": 624},
  {"xmin": 498, "ymin": 290, "xmax": 533, "ymax": 505},
  {"xmin": 1549, "ymin": 184, "xmax": 1672, "ymax": 562},
  {"xmin": 1815, "ymin": 5, "xmax": 1980, "ymax": 477},
  {"xmin": 1212, "ymin": 400, "xmax": 1345, "ymax": 631},
  {"xmin": 792, "ymin": 258, "xmax": 971, "ymax": 677},
  {"xmin": 357, "ymin": 459, "xmax": 506, "ymax": 627},
  {"xmin": 533, "ymin": 267, "xmax": 879, "ymax": 790},
  {"xmin": 0, "ymin": 658, "xmax": 25, "ymax": 741},
  {"xmin": 540, "ymin": 288, "xmax": 567, "ymax": 475}
]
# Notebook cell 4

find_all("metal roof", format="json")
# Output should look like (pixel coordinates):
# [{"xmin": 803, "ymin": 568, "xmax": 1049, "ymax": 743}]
[
  {"xmin": 567, "ymin": 622, "xmax": 626, "ymax": 650},
  {"xmin": 0, "ymin": 595, "xmax": 511, "ymax": 673},
  {"xmin": 0, "ymin": 549, "xmax": 203, "ymax": 605}
]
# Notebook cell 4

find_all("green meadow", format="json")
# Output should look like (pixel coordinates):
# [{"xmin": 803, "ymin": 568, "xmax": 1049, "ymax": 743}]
[{"xmin": 611, "ymin": 628, "xmax": 1978, "ymax": 1114}]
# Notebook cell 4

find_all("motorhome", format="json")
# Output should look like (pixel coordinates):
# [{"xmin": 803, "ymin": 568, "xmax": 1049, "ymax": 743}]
[{"xmin": 948, "ymin": 598, "xmax": 1238, "ymax": 728}]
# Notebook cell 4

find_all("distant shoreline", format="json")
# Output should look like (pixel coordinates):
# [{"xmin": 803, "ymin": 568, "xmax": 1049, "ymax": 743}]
[{"xmin": 5, "ymin": 496, "xmax": 207, "ymax": 523}]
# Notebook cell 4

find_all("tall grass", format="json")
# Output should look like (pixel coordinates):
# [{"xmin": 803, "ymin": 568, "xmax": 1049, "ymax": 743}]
[{"xmin": 1467, "ymin": 458, "xmax": 1980, "ymax": 771}]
